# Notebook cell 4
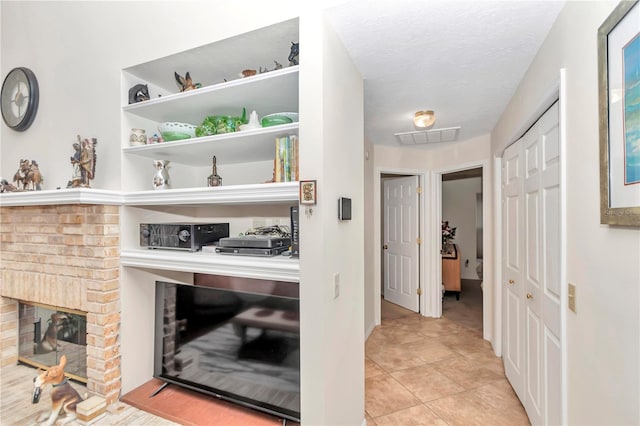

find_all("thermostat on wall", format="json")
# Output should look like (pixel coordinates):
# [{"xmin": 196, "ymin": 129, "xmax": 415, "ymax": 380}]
[{"xmin": 338, "ymin": 197, "xmax": 352, "ymax": 221}]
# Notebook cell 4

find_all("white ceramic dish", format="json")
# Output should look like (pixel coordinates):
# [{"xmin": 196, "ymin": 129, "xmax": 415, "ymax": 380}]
[
  {"xmin": 262, "ymin": 112, "xmax": 299, "ymax": 122},
  {"xmin": 157, "ymin": 122, "xmax": 197, "ymax": 141}
]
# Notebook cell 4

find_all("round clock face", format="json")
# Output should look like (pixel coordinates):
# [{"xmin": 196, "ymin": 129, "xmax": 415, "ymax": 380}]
[{"xmin": 1, "ymin": 67, "xmax": 39, "ymax": 131}]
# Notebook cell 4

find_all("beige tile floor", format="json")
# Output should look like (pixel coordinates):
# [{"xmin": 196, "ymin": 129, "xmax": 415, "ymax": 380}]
[{"xmin": 369, "ymin": 296, "xmax": 529, "ymax": 425}]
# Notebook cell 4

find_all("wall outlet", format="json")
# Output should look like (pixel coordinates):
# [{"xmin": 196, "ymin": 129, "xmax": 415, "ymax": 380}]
[
  {"xmin": 333, "ymin": 273, "xmax": 340, "ymax": 299},
  {"xmin": 568, "ymin": 283, "xmax": 576, "ymax": 313}
]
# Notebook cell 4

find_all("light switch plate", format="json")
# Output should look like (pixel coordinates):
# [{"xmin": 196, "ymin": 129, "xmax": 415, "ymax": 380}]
[{"xmin": 568, "ymin": 283, "xmax": 576, "ymax": 313}]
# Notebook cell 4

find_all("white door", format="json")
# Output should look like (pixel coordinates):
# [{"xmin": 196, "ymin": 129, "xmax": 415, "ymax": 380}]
[
  {"xmin": 503, "ymin": 102, "xmax": 562, "ymax": 425},
  {"xmin": 502, "ymin": 139, "xmax": 525, "ymax": 402},
  {"xmin": 383, "ymin": 176, "xmax": 420, "ymax": 312},
  {"xmin": 530, "ymin": 102, "xmax": 562, "ymax": 425}
]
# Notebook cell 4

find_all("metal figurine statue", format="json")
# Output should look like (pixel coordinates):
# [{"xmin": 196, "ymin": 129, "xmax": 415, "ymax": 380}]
[
  {"xmin": 13, "ymin": 159, "xmax": 43, "ymax": 191},
  {"xmin": 68, "ymin": 136, "xmax": 97, "ymax": 188},
  {"xmin": 207, "ymin": 156, "xmax": 222, "ymax": 187},
  {"xmin": 288, "ymin": 42, "xmax": 299, "ymax": 66}
]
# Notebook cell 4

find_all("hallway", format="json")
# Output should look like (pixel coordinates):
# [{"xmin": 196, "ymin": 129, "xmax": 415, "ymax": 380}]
[{"xmin": 366, "ymin": 296, "xmax": 529, "ymax": 425}]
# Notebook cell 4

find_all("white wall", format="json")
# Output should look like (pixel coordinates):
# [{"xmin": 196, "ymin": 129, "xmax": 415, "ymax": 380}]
[
  {"xmin": 364, "ymin": 136, "xmax": 376, "ymax": 336},
  {"xmin": 442, "ymin": 177, "xmax": 482, "ymax": 280},
  {"xmin": 368, "ymin": 134, "xmax": 492, "ymax": 339},
  {"xmin": 298, "ymin": 9, "xmax": 365, "ymax": 426},
  {"xmin": 492, "ymin": 1, "xmax": 640, "ymax": 424}
]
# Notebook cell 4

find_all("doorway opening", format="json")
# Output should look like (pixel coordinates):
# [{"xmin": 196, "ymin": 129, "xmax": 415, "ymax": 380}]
[{"xmin": 440, "ymin": 168, "xmax": 484, "ymax": 333}]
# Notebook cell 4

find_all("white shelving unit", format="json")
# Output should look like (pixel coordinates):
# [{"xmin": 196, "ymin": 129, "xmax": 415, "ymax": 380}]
[
  {"xmin": 123, "ymin": 182, "xmax": 298, "ymax": 206},
  {"xmin": 120, "ymin": 19, "xmax": 300, "ymax": 282},
  {"xmin": 120, "ymin": 249, "xmax": 299, "ymax": 282},
  {"xmin": 123, "ymin": 122, "xmax": 299, "ymax": 166},
  {"xmin": 122, "ymin": 66, "xmax": 299, "ymax": 125}
]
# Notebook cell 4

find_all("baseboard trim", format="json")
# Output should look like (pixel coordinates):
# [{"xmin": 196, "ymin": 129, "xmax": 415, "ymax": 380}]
[{"xmin": 365, "ymin": 321, "xmax": 376, "ymax": 341}]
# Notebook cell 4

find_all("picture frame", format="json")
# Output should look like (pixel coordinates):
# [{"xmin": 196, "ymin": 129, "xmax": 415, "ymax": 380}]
[
  {"xmin": 299, "ymin": 180, "xmax": 317, "ymax": 205},
  {"xmin": 598, "ymin": 0, "xmax": 640, "ymax": 226},
  {"xmin": 441, "ymin": 244, "xmax": 458, "ymax": 259}
]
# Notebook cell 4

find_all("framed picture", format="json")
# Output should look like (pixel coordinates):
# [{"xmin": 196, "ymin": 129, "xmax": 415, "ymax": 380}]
[
  {"xmin": 598, "ymin": 0, "xmax": 640, "ymax": 226},
  {"xmin": 441, "ymin": 244, "xmax": 458, "ymax": 259},
  {"xmin": 299, "ymin": 180, "xmax": 317, "ymax": 205}
]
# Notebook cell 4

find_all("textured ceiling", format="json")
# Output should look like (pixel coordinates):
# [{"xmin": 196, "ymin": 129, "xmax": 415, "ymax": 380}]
[{"xmin": 324, "ymin": 0, "xmax": 565, "ymax": 146}]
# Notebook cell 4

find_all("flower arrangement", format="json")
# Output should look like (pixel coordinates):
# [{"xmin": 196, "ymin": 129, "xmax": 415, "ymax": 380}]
[{"xmin": 442, "ymin": 220, "xmax": 457, "ymax": 248}]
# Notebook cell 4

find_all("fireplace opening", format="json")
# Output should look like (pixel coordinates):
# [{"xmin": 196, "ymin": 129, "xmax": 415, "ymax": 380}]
[{"xmin": 18, "ymin": 301, "xmax": 88, "ymax": 382}]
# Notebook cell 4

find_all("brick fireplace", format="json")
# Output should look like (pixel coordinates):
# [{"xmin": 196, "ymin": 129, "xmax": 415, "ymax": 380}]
[{"xmin": 0, "ymin": 204, "xmax": 121, "ymax": 403}]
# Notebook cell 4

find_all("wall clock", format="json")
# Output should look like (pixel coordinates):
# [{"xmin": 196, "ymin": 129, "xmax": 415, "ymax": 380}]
[{"xmin": 1, "ymin": 67, "xmax": 39, "ymax": 131}]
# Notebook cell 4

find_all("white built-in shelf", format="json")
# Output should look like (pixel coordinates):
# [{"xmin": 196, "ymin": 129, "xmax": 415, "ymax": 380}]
[
  {"xmin": 123, "ymin": 123, "xmax": 298, "ymax": 166},
  {"xmin": 123, "ymin": 66, "xmax": 299, "ymax": 124},
  {"xmin": 0, "ymin": 188, "xmax": 123, "ymax": 207},
  {"xmin": 120, "ymin": 248, "xmax": 299, "ymax": 283},
  {"xmin": 0, "ymin": 183, "xmax": 298, "ymax": 207},
  {"xmin": 124, "ymin": 182, "xmax": 299, "ymax": 206}
]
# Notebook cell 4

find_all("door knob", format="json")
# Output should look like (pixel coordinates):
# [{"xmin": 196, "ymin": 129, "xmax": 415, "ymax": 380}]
[
  {"xmin": 508, "ymin": 279, "xmax": 515, "ymax": 285},
  {"xmin": 383, "ymin": 244, "xmax": 388, "ymax": 250},
  {"xmin": 526, "ymin": 293, "xmax": 533, "ymax": 300}
]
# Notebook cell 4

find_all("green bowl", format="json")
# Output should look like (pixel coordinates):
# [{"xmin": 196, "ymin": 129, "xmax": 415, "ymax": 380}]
[
  {"xmin": 160, "ymin": 131, "xmax": 192, "ymax": 141},
  {"xmin": 261, "ymin": 115, "xmax": 294, "ymax": 127}
]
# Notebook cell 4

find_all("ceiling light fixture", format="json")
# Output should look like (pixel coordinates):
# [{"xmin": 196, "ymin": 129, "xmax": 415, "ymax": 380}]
[{"xmin": 413, "ymin": 110, "xmax": 435, "ymax": 129}]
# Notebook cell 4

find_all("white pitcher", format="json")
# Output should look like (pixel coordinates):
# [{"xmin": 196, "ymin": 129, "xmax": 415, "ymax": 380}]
[{"xmin": 152, "ymin": 160, "xmax": 170, "ymax": 190}]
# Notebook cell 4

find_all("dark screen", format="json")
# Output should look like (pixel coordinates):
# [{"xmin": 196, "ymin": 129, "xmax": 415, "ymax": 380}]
[{"xmin": 155, "ymin": 280, "xmax": 300, "ymax": 420}]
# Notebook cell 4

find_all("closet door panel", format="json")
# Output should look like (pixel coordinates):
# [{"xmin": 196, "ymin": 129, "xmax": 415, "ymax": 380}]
[{"xmin": 503, "ymin": 101, "xmax": 561, "ymax": 425}]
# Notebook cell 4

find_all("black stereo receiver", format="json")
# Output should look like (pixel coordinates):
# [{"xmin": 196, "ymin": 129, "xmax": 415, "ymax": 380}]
[{"xmin": 140, "ymin": 223, "xmax": 229, "ymax": 252}]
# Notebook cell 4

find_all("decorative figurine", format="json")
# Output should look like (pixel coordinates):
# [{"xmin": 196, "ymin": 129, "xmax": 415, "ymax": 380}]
[
  {"xmin": 32, "ymin": 355, "xmax": 85, "ymax": 426},
  {"xmin": 147, "ymin": 133, "xmax": 163, "ymax": 144},
  {"xmin": 207, "ymin": 156, "xmax": 222, "ymax": 187},
  {"xmin": 153, "ymin": 160, "xmax": 170, "ymax": 190},
  {"xmin": 259, "ymin": 61, "xmax": 283, "ymax": 74},
  {"xmin": 174, "ymin": 72, "xmax": 201, "ymax": 92},
  {"xmin": 288, "ymin": 42, "xmax": 299, "ymax": 66},
  {"xmin": 13, "ymin": 159, "xmax": 43, "ymax": 191},
  {"xmin": 241, "ymin": 69, "xmax": 257, "ymax": 78},
  {"xmin": 67, "ymin": 136, "xmax": 97, "ymax": 188},
  {"xmin": 0, "ymin": 178, "xmax": 18, "ymax": 192},
  {"xmin": 128, "ymin": 83, "xmax": 150, "ymax": 104}
]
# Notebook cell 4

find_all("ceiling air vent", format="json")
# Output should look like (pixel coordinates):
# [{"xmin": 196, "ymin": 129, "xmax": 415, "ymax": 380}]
[{"xmin": 394, "ymin": 126, "xmax": 461, "ymax": 145}]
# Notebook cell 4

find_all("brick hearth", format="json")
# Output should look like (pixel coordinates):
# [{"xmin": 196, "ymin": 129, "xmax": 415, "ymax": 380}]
[{"xmin": 0, "ymin": 204, "xmax": 120, "ymax": 403}]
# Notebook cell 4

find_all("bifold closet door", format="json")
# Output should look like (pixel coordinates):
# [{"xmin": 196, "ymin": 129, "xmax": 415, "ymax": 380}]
[{"xmin": 503, "ymin": 102, "xmax": 561, "ymax": 425}]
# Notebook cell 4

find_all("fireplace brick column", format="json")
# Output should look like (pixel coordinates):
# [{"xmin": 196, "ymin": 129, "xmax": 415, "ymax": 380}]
[
  {"xmin": 0, "ymin": 204, "xmax": 121, "ymax": 403},
  {"xmin": 0, "ymin": 297, "xmax": 19, "ymax": 366}
]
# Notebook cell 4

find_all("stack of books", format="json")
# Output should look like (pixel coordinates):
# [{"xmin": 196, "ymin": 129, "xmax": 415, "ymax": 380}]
[{"xmin": 274, "ymin": 134, "xmax": 299, "ymax": 182}]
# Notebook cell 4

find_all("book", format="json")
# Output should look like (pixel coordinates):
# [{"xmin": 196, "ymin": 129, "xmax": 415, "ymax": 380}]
[
  {"xmin": 275, "ymin": 137, "xmax": 282, "ymax": 182},
  {"xmin": 274, "ymin": 134, "xmax": 299, "ymax": 183}
]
